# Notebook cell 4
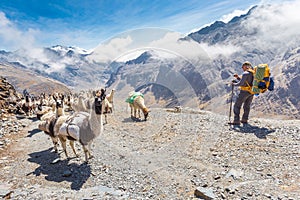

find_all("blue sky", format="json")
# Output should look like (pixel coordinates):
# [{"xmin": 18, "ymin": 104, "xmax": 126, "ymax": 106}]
[{"xmin": 0, "ymin": 0, "xmax": 274, "ymax": 51}]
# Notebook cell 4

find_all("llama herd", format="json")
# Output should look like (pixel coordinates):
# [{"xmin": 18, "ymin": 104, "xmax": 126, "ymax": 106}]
[{"xmin": 20, "ymin": 89, "xmax": 150, "ymax": 163}]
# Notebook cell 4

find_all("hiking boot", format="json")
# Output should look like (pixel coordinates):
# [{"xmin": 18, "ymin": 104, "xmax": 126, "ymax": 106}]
[{"xmin": 228, "ymin": 122, "xmax": 240, "ymax": 126}]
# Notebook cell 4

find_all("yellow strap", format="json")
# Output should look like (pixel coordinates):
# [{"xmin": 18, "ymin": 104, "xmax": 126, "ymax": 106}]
[{"xmin": 240, "ymin": 81, "xmax": 254, "ymax": 94}]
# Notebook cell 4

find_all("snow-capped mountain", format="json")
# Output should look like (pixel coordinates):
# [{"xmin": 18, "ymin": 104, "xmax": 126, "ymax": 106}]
[
  {"xmin": 103, "ymin": 3, "xmax": 300, "ymax": 118},
  {"xmin": 0, "ymin": 45, "xmax": 112, "ymax": 89},
  {"xmin": 1, "ymin": 2, "xmax": 300, "ymax": 118}
]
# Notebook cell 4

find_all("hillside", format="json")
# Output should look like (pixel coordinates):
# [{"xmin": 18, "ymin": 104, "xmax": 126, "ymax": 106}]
[
  {"xmin": 0, "ymin": 99, "xmax": 299, "ymax": 199},
  {"xmin": 0, "ymin": 46, "xmax": 109, "ymax": 90},
  {"xmin": 0, "ymin": 3, "xmax": 299, "ymax": 120},
  {"xmin": 102, "ymin": 4, "xmax": 300, "ymax": 119},
  {"xmin": 0, "ymin": 64, "xmax": 71, "ymax": 95}
]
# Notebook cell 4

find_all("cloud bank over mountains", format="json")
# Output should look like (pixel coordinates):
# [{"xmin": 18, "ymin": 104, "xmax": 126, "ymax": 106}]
[
  {"xmin": 1, "ymin": 1, "xmax": 300, "ymax": 73},
  {"xmin": 0, "ymin": 12, "xmax": 39, "ymax": 52},
  {"xmin": 1, "ymin": 1, "xmax": 300, "ymax": 118},
  {"xmin": 242, "ymin": 1, "xmax": 300, "ymax": 50},
  {"xmin": 90, "ymin": 1, "xmax": 300, "ymax": 64}
]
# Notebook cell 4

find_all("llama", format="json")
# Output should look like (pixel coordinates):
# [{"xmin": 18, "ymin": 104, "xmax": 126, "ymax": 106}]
[
  {"xmin": 105, "ymin": 89, "xmax": 115, "ymax": 112},
  {"xmin": 38, "ymin": 95, "xmax": 78, "ymax": 158},
  {"xmin": 71, "ymin": 95, "xmax": 88, "ymax": 112},
  {"xmin": 36, "ymin": 104, "xmax": 53, "ymax": 120},
  {"xmin": 64, "ymin": 93, "xmax": 74, "ymax": 111},
  {"xmin": 36, "ymin": 93, "xmax": 58, "ymax": 120},
  {"xmin": 106, "ymin": 89, "xmax": 115, "ymax": 104},
  {"xmin": 132, "ymin": 95, "xmax": 149, "ymax": 121},
  {"xmin": 21, "ymin": 95, "xmax": 34, "ymax": 116},
  {"xmin": 58, "ymin": 97, "xmax": 104, "ymax": 162},
  {"xmin": 127, "ymin": 91, "xmax": 150, "ymax": 121},
  {"xmin": 39, "ymin": 93, "xmax": 49, "ymax": 106},
  {"xmin": 48, "ymin": 94, "xmax": 57, "ymax": 112},
  {"xmin": 38, "ymin": 115, "xmax": 77, "ymax": 157},
  {"xmin": 53, "ymin": 94, "xmax": 65, "ymax": 117}
]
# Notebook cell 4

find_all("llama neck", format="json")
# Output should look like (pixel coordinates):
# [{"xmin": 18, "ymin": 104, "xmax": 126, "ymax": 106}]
[
  {"xmin": 108, "ymin": 90, "xmax": 115, "ymax": 102},
  {"xmin": 79, "ymin": 97, "xmax": 87, "ymax": 111},
  {"xmin": 56, "ymin": 107, "xmax": 65, "ymax": 117},
  {"xmin": 89, "ymin": 102, "xmax": 103, "ymax": 136}
]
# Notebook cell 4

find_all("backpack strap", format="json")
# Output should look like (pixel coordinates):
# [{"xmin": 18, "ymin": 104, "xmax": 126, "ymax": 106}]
[
  {"xmin": 239, "ymin": 69, "xmax": 255, "ymax": 94},
  {"xmin": 240, "ymin": 81, "xmax": 254, "ymax": 94}
]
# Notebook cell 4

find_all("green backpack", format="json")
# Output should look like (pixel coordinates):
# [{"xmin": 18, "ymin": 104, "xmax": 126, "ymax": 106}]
[{"xmin": 244, "ymin": 64, "xmax": 274, "ymax": 94}]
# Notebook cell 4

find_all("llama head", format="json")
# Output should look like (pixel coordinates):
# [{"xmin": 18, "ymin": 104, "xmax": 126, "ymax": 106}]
[
  {"xmin": 54, "ymin": 95, "xmax": 65, "ymax": 117},
  {"xmin": 142, "ymin": 108, "xmax": 150, "ymax": 121},
  {"xmin": 55, "ymin": 95, "xmax": 64, "ymax": 109},
  {"xmin": 25, "ymin": 95, "xmax": 30, "ymax": 103}
]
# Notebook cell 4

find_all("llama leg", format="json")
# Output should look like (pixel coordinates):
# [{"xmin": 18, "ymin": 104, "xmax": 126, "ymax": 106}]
[
  {"xmin": 82, "ymin": 145, "xmax": 90, "ymax": 163},
  {"xmin": 88, "ymin": 143, "xmax": 93, "ymax": 159},
  {"xmin": 130, "ymin": 104, "xmax": 133, "ymax": 117},
  {"xmin": 134, "ymin": 107, "xmax": 137, "ymax": 118},
  {"xmin": 69, "ymin": 140, "xmax": 78, "ymax": 157},
  {"xmin": 51, "ymin": 136, "xmax": 59, "ymax": 153},
  {"xmin": 59, "ymin": 136, "xmax": 69, "ymax": 158},
  {"xmin": 105, "ymin": 114, "xmax": 108, "ymax": 124}
]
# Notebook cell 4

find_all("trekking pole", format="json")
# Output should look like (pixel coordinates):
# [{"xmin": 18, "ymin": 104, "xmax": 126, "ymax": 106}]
[{"xmin": 228, "ymin": 84, "xmax": 234, "ymax": 123}]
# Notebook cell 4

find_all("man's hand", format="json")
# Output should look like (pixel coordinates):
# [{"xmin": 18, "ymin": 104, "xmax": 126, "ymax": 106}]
[{"xmin": 233, "ymin": 74, "xmax": 241, "ymax": 80}]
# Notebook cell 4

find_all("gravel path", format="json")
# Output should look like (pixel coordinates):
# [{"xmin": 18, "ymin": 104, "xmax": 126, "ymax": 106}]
[{"xmin": 0, "ymin": 103, "xmax": 299, "ymax": 199}]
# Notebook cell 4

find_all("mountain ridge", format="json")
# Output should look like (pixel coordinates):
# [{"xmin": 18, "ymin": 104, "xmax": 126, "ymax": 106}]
[{"xmin": 0, "ymin": 3, "xmax": 299, "ymax": 119}]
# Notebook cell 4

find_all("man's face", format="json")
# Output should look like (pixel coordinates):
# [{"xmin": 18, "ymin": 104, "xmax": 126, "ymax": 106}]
[{"xmin": 242, "ymin": 65, "xmax": 248, "ymax": 71}]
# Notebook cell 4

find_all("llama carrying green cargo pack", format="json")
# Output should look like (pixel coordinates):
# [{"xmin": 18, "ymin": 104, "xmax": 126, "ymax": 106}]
[{"xmin": 243, "ymin": 64, "xmax": 274, "ymax": 94}]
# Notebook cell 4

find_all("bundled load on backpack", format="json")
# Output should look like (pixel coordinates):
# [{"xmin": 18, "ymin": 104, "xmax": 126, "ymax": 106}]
[{"xmin": 248, "ymin": 64, "xmax": 274, "ymax": 94}]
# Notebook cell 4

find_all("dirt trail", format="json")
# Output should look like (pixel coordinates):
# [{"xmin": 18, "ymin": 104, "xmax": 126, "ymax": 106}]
[{"xmin": 0, "ymin": 104, "xmax": 299, "ymax": 199}]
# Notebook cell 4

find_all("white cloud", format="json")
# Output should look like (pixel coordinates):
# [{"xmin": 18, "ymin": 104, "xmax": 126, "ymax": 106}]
[
  {"xmin": 149, "ymin": 31, "xmax": 240, "ymax": 61},
  {"xmin": 89, "ymin": 28, "xmax": 242, "ymax": 64},
  {"xmin": 242, "ymin": 0, "xmax": 300, "ymax": 50},
  {"xmin": 199, "ymin": 43, "xmax": 241, "ymax": 58},
  {"xmin": 88, "ymin": 35, "xmax": 133, "ymax": 62},
  {"xmin": 0, "ymin": 12, "xmax": 78, "ymax": 73},
  {"xmin": 187, "ymin": 1, "xmax": 300, "ymax": 61},
  {"xmin": 149, "ymin": 32, "xmax": 209, "ymax": 59},
  {"xmin": 220, "ymin": 8, "xmax": 250, "ymax": 23},
  {"xmin": 0, "ymin": 12, "xmax": 40, "ymax": 52},
  {"xmin": 0, "ymin": 12, "xmax": 10, "ymax": 26},
  {"xmin": 0, "ymin": 11, "xmax": 55, "ymax": 69},
  {"xmin": 115, "ymin": 50, "xmax": 146, "ymax": 62}
]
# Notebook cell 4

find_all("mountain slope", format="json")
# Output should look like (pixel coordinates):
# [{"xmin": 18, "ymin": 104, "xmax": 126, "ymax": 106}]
[
  {"xmin": 186, "ymin": 6, "xmax": 257, "ymax": 45},
  {"xmin": 104, "ymin": 4, "xmax": 300, "ymax": 119},
  {"xmin": 0, "ymin": 46, "xmax": 110, "ymax": 90},
  {"xmin": 1, "ymin": 3, "xmax": 299, "ymax": 119},
  {"xmin": 0, "ymin": 64, "xmax": 70, "ymax": 95}
]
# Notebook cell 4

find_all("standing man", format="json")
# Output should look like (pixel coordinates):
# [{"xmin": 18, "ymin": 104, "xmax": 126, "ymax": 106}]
[{"xmin": 229, "ymin": 61, "xmax": 254, "ymax": 125}]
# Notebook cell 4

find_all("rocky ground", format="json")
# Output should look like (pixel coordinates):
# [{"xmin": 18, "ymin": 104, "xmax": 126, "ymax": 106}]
[{"xmin": 0, "ymin": 101, "xmax": 299, "ymax": 200}]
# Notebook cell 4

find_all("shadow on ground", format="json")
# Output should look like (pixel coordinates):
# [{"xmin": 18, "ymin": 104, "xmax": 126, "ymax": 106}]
[
  {"xmin": 27, "ymin": 148, "xmax": 91, "ymax": 190},
  {"xmin": 231, "ymin": 124, "xmax": 275, "ymax": 139},
  {"xmin": 27, "ymin": 128, "xmax": 41, "ymax": 137},
  {"xmin": 16, "ymin": 115, "xmax": 38, "ymax": 122},
  {"xmin": 122, "ymin": 116, "xmax": 145, "ymax": 123}
]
